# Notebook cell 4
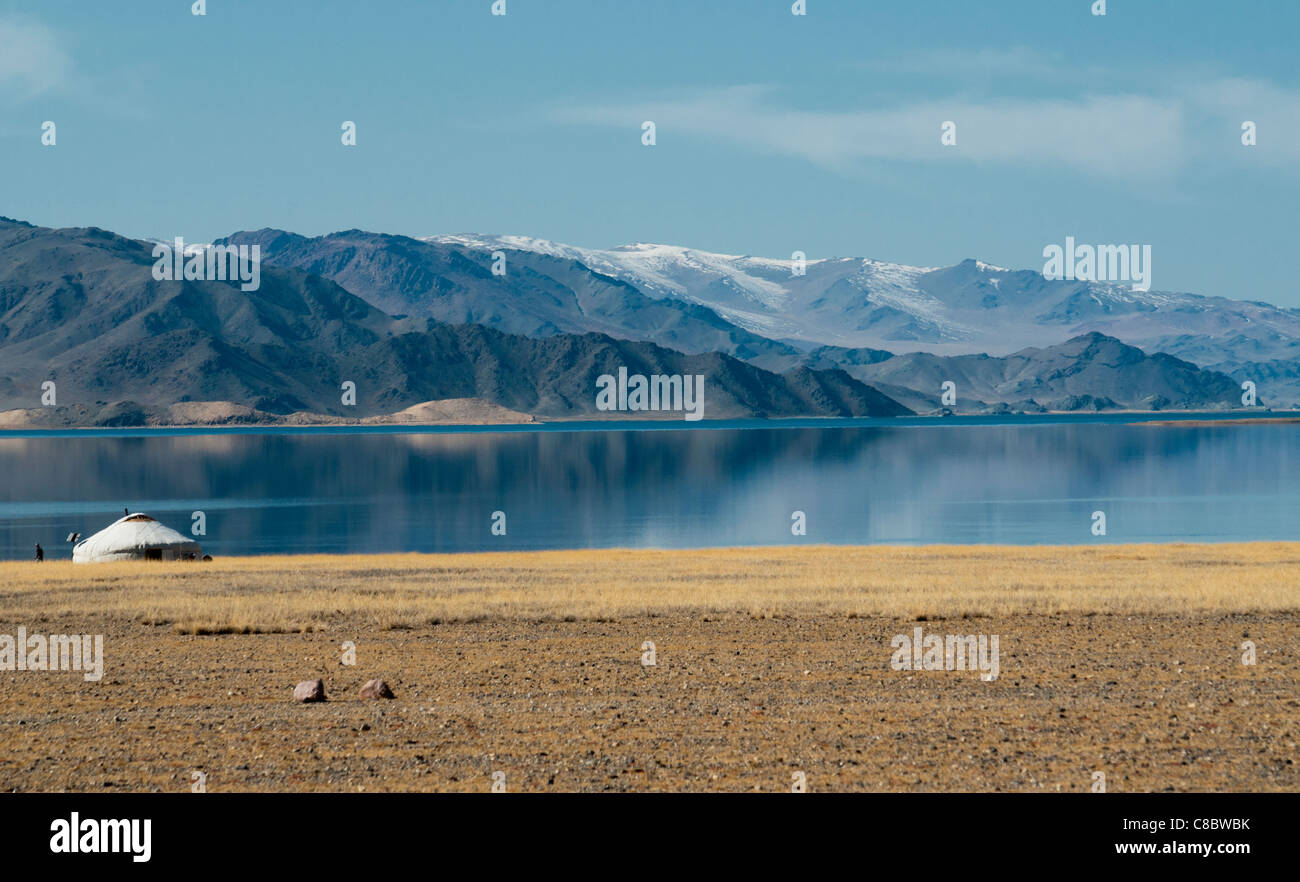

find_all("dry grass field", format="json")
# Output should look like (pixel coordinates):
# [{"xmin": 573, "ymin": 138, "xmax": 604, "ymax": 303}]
[
  {"xmin": 4, "ymin": 543, "xmax": 1299, "ymax": 634},
  {"xmin": 1, "ymin": 544, "xmax": 1297, "ymax": 792}
]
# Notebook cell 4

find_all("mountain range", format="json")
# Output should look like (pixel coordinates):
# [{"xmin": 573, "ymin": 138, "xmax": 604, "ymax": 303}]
[
  {"xmin": 0, "ymin": 216, "xmax": 1286, "ymax": 427},
  {"xmin": 423, "ymin": 232, "xmax": 1300, "ymax": 366},
  {"xmin": 216, "ymin": 228, "xmax": 801, "ymax": 363},
  {"xmin": 0, "ymin": 218, "xmax": 907, "ymax": 424},
  {"xmin": 224, "ymin": 226, "xmax": 1291, "ymax": 409},
  {"xmin": 419, "ymin": 234, "xmax": 1300, "ymax": 406}
]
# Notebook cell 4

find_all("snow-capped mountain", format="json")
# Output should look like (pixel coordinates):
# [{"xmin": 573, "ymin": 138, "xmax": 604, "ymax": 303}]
[
  {"xmin": 424, "ymin": 234, "xmax": 1299, "ymax": 357},
  {"xmin": 425, "ymin": 234, "xmax": 1300, "ymax": 404},
  {"xmin": 427, "ymin": 234, "xmax": 958, "ymax": 343}
]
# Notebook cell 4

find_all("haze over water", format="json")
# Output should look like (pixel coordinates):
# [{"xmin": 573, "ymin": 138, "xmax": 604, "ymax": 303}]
[{"xmin": 1, "ymin": 419, "xmax": 1297, "ymax": 559}]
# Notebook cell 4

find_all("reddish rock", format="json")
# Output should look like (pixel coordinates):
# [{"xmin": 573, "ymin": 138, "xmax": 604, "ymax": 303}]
[
  {"xmin": 293, "ymin": 679, "xmax": 326, "ymax": 703},
  {"xmin": 359, "ymin": 678, "xmax": 395, "ymax": 700}
]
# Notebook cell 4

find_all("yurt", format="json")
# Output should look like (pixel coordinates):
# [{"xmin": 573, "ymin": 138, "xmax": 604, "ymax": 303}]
[{"xmin": 72, "ymin": 513, "xmax": 203, "ymax": 563}]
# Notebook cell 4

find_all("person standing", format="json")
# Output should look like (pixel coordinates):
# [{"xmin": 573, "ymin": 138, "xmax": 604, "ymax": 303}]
[{"xmin": 35, "ymin": 543, "xmax": 44, "ymax": 562}]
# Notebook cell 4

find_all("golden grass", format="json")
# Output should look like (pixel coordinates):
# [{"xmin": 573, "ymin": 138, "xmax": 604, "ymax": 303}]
[{"xmin": 2, "ymin": 543, "xmax": 1299, "ymax": 634}]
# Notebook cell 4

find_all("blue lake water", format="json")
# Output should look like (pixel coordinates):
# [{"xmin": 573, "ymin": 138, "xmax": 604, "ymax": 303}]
[{"xmin": 1, "ymin": 414, "xmax": 1297, "ymax": 559}]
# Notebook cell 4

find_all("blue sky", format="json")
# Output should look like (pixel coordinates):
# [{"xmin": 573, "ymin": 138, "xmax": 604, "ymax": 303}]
[{"xmin": 2, "ymin": 0, "xmax": 1298, "ymax": 304}]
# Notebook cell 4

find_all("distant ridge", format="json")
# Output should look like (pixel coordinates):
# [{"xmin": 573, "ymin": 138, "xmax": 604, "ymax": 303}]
[{"xmin": 819, "ymin": 332, "xmax": 1249, "ymax": 413}]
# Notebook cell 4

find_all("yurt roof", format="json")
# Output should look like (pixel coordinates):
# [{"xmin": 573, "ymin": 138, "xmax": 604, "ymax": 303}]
[{"xmin": 73, "ymin": 513, "xmax": 202, "ymax": 558}]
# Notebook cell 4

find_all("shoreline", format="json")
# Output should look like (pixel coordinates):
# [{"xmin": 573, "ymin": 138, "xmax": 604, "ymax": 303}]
[
  {"xmin": 7, "ymin": 537, "xmax": 1300, "ymax": 565},
  {"xmin": 0, "ymin": 408, "xmax": 1294, "ymax": 439}
]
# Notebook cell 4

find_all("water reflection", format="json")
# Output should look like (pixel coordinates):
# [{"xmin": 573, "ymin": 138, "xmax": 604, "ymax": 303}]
[{"xmin": 0, "ymin": 424, "xmax": 1296, "ymax": 558}]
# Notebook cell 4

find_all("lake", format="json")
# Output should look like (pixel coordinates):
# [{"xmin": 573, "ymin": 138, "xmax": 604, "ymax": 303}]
[{"xmin": 1, "ymin": 415, "xmax": 1297, "ymax": 559}]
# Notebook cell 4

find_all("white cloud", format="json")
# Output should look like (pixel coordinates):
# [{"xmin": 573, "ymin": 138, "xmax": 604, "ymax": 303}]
[
  {"xmin": 557, "ymin": 85, "xmax": 1188, "ymax": 179},
  {"xmin": 1188, "ymin": 77, "xmax": 1300, "ymax": 165},
  {"xmin": 0, "ymin": 18, "xmax": 72, "ymax": 97}
]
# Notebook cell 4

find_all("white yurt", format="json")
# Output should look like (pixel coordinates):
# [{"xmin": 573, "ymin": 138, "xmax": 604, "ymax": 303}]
[{"xmin": 72, "ymin": 513, "xmax": 203, "ymax": 563}]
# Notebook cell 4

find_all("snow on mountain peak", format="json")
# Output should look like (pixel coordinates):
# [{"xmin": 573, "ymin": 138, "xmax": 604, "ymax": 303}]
[{"xmin": 412, "ymin": 233, "xmax": 1300, "ymax": 373}]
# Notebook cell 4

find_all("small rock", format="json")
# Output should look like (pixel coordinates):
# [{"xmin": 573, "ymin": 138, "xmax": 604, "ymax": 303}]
[
  {"xmin": 293, "ymin": 679, "xmax": 326, "ymax": 703},
  {"xmin": 359, "ymin": 678, "xmax": 395, "ymax": 700}
]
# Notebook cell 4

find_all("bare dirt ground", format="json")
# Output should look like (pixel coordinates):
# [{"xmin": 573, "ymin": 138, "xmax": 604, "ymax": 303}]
[
  {"xmin": 1, "ymin": 547, "xmax": 1296, "ymax": 792},
  {"xmin": 3, "ymin": 616, "xmax": 1297, "ymax": 793}
]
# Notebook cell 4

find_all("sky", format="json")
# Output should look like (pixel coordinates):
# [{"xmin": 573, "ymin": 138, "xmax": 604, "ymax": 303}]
[{"xmin": 2, "ymin": 0, "xmax": 1298, "ymax": 305}]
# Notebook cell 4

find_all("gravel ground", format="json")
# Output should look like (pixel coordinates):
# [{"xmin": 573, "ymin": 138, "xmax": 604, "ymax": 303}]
[{"xmin": 2, "ymin": 612, "xmax": 1296, "ymax": 792}]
